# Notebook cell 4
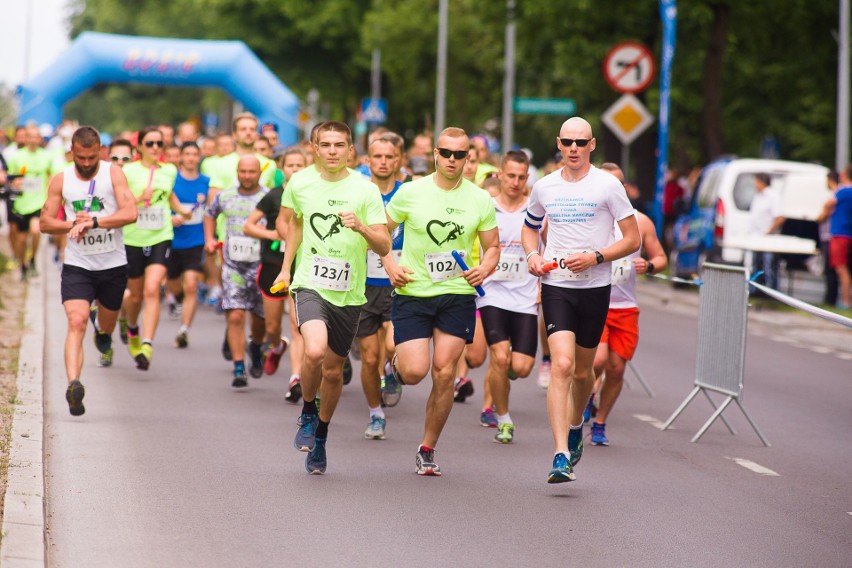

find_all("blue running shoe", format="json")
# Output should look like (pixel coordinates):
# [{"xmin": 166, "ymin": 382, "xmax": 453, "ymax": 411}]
[
  {"xmin": 568, "ymin": 425, "xmax": 584, "ymax": 467},
  {"xmin": 305, "ymin": 437, "xmax": 327, "ymax": 474},
  {"xmin": 583, "ymin": 395, "xmax": 596, "ymax": 423},
  {"xmin": 547, "ymin": 452, "xmax": 575, "ymax": 483},
  {"xmin": 364, "ymin": 416, "xmax": 386, "ymax": 440},
  {"xmin": 381, "ymin": 361, "xmax": 403, "ymax": 407},
  {"xmin": 591, "ymin": 422, "xmax": 609, "ymax": 446},
  {"xmin": 480, "ymin": 408, "xmax": 498, "ymax": 428},
  {"xmin": 294, "ymin": 412, "xmax": 319, "ymax": 452}
]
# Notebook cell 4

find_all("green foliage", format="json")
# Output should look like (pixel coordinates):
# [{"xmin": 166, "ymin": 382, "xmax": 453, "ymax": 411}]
[{"xmin": 62, "ymin": 0, "xmax": 844, "ymax": 167}]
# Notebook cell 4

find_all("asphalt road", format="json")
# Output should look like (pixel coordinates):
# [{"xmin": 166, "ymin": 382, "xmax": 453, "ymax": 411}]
[{"xmin": 42, "ymin": 268, "xmax": 852, "ymax": 567}]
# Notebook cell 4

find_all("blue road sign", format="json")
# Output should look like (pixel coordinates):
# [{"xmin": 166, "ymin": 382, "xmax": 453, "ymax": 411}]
[{"xmin": 361, "ymin": 98, "xmax": 388, "ymax": 124}]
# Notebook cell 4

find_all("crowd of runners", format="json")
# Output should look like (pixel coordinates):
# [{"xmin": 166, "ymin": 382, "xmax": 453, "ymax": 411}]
[{"xmin": 0, "ymin": 113, "xmax": 669, "ymax": 483}]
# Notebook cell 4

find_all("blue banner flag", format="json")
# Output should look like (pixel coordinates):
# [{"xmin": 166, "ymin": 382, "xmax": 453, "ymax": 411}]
[{"xmin": 654, "ymin": 0, "xmax": 677, "ymax": 235}]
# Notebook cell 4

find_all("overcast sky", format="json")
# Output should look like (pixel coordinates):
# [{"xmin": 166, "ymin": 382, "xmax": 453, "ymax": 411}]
[{"xmin": 0, "ymin": 0, "xmax": 72, "ymax": 88}]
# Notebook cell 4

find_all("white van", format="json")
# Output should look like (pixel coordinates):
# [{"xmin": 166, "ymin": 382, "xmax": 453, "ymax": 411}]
[{"xmin": 671, "ymin": 158, "xmax": 831, "ymax": 276}]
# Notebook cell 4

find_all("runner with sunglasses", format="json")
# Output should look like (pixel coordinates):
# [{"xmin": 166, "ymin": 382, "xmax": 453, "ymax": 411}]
[
  {"xmin": 120, "ymin": 126, "xmax": 191, "ymax": 370},
  {"xmin": 385, "ymin": 127, "xmax": 499, "ymax": 476},
  {"xmin": 106, "ymin": 139, "xmax": 134, "ymax": 348},
  {"xmin": 522, "ymin": 117, "xmax": 640, "ymax": 484}
]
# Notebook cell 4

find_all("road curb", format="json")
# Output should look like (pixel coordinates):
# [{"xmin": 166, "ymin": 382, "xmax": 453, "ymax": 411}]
[{"xmin": 1, "ymin": 250, "xmax": 47, "ymax": 567}]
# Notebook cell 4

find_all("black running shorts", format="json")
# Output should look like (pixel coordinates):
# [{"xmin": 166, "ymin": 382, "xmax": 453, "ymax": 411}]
[
  {"xmin": 356, "ymin": 285, "xmax": 393, "ymax": 338},
  {"xmin": 478, "ymin": 306, "xmax": 538, "ymax": 357},
  {"xmin": 392, "ymin": 293, "xmax": 476, "ymax": 345},
  {"xmin": 293, "ymin": 288, "xmax": 361, "ymax": 358},
  {"xmin": 61, "ymin": 264, "xmax": 128, "ymax": 311},
  {"xmin": 126, "ymin": 241, "xmax": 171, "ymax": 279},
  {"xmin": 166, "ymin": 245, "xmax": 204, "ymax": 280},
  {"xmin": 540, "ymin": 284, "xmax": 611, "ymax": 349}
]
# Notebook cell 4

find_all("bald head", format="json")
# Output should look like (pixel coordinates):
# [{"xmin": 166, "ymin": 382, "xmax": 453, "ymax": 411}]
[
  {"xmin": 559, "ymin": 117, "xmax": 593, "ymax": 138},
  {"xmin": 237, "ymin": 154, "xmax": 262, "ymax": 191}
]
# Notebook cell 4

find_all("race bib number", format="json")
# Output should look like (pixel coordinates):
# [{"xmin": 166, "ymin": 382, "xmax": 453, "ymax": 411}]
[
  {"xmin": 366, "ymin": 249, "xmax": 403, "ymax": 279},
  {"xmin": 137, "ymin": 207, "xmax": 164, "ymax": 230},
  {"xmin": 79, "ymin": 229, "xmax": 117, "ymax": 256},
  {"xmin": 611, "ymin": 257, "xmax": 632, "ymax": 286},
  {"xmin": 491, "ymin": 251, "xmax": 526, "ymax": 282},
  {"xmin": 181, "ymin": 202, "xmax": 205, "ymax": 226},
  {"xmin": 309, "ymin": 256, "xmax": 352, "ymax": 291},
  {"xmin": 227, "ymin": 235, "xmax": 261, "ymax": 262},
  {"xmin": 425, "ymin": 251, "xmax": 465, "ymax": 283},
  {"xmin": 22, "ymin": 177, "xmax": 42, "ymax": 193},
  {"xmin": 544, "ymin": 246, "xmax": 592, "ymax": 281}
]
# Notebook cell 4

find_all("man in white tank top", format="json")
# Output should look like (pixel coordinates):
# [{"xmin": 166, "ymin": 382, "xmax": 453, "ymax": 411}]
[
  {"xmin": 588, "ymin": 163, "xmax": 667, "ymax": 446},
  {"xmin": 40, "ymin": 126, "xmax": 137, "ymax": 417}
]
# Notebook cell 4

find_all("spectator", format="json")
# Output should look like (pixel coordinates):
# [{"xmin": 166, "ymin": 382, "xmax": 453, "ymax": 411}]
[
  {"xmin": 748, "ymin": 172, "xmax": 784, "ymax": 289},
  {"xmin": 818, "ymin": 165, "xmax": 852, "ymax": 309}
]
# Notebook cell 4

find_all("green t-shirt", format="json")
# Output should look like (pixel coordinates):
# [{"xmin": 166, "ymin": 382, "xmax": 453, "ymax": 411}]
[
  {"xmin": 200, "ymin": 152, "xmax": 277, "ymax": 190},
  {"xmin": 282, "ymin": 172, "xmax": 386, "ymax": 307},
  {"xmin": 386, "ymin": 175, "xmax": 497, "ymax": 297},
  {"xmin": 475, "ymin": 162, "xmax": 499, "ymax": 186},
  {"xmin": 7, "ymin": 148, "xmax": 53, "ymax": 215},
  {"xmin": 122, "ymin": 161, "xmax": 178, "ymax": 247}
]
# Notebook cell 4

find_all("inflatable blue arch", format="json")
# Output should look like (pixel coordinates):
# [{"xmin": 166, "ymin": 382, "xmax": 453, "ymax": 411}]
[{"xmin": 16, "ymin": 32, "xmax": 300, "ymax": 144}]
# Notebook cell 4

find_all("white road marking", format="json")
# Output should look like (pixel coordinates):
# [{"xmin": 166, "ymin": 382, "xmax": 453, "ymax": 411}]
[
  {"xmin": 726, "ymin": 457, "xmax": 780, "ymax": 476},
  {"xmin": 836, "ymin": 352, "xmax": 852, "ymax": 361},
  {"xmin": 633, "ymin": 414, "xmax": 668, "ymax": 430},
  {"xmin": 809, "ymin": 346, "xmax": 833, "ymax": 354}
]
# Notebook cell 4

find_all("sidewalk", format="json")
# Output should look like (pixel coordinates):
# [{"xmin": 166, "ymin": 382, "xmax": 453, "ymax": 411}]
[{"xmin": 637, "ymin": 277, "xmax": 852, "ymax": 356}]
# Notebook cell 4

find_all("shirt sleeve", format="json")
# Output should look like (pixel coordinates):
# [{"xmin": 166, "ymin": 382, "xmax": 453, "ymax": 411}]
[
  {"xmin": 206, "ymin": 192, "xmax": 222, "ymax": 219},
  {"xmin": 280, "ymin": 183, "xmax": 300, "ymax": 217},
  {"xmin": 478, "ymin": 191, "xmax": 498, "ymax": 232},
  {"xmin": 385, "ymin": 184, "xmax": 409, "ymax": 224},
  {"xmin": 607, "ymin": 179, "xmax": 636, "ymax": 222},
  {"xmin": 363, "ymin": 184, "xmax": 388, "ymax": 226},
  {"xmin": 524, "ymin": 183, "xmax": 546, "ymax": 229}
]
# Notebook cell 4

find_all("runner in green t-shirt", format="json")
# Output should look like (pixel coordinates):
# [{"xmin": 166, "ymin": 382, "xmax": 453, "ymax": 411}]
[
  {"xmin": 120, "ymin": 126, "xmax": 190, "ymax": 371},
  {"xmin": 383, "ymin": 127, "xmax": 500, "ymax": 477},
  {"xmin": 6, "ymin": 125, "xmax": 53, "ymax": 279},
  {"xmin": 273, "ymin": 121, "xmax": 389, "ymax": 475}
]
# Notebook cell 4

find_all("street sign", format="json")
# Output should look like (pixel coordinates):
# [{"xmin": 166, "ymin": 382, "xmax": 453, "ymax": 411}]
[
  {"xmin": 513, "ymin": 97, "xmax": 576, "ymax": 115},
  {"xmin": 602, "ymin": 94, "xmax": 654, "ymax": 145},
  {"xmin": 360, "ymin": 97, "xmax": 387, "ymax": 124},
  {"xmin": 603, "ymin": 41, "xmax": 656, "ymax": 94}
]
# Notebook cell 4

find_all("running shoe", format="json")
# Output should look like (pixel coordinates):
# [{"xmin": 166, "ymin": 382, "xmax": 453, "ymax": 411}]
[
  {"xmin": 136, "ymin": 343, "xmax": 153, "ymax": 371},
  {"xmin": 453, "ymin": 377, "xmax": 474, "ymax": 403},
  {"xmin": 168, "ymin": 302, "xmax": 179, "ymax": 320},
  {"xmin": 507, "ymin": 366, "xmax": 519, "ymax": 380},
  {"xmin": 264, "ymin": 337, "xmax": 289, "ymax": 375},
  {"xmin": 381, "ymin": 365, "xmax": 402, "ymax": 407},
  {"xmin": 285, "ymin": 376, "xmax": 302, "ymax": 404},
  {"xmin": 66, "ymin": 380, "xmax": 86, "ymax": 416},
  {"xmin": 494, "ymin": 423, "xmax": 514, "ymax": 444},
  {"xmin": 364, "ymin": 416, "xmax": 386, "ymax": 440},
  {"xmin": 547, "ymin": 452, "xmax": 575, "ymax": 483},
  {"xmin": 93, "ymin": 330, "xmax": 112, "ymax": 355},
  {"xmin": 590, "ymin": 422, "xmax": 609, "ymax": 446},
  {"xmin": 342, "ymin": 356, "xmax": 353, "ymax": 385},
  {"xmin": 88, "ymin": 304, "xmax": 98, "ymax": 328},
  {"xmin": 97, "ymin": 348, "xmax": 113, "ymax": 368},
  {"xmin": 232, "ymin": 367, "xmax": 248, "ymax": 388},
  {"xmin": 480, "ymin": 408, "xmax": 498, "ymax": 428},
  {"xmin": 249, "ymin": 343, "xmax": 264, "ymax": 379},
  {"xmin": 175, "ymin": 330, "xmax": 189, "ymax": 349},
  {"xmin": 118, "ymin": 318, "xmax": 128, "ymax": 345},
  {"xmin": 536, "ymin": 360, "xmax": 551, "ymax": 389},
  {"xmin": 305, "ymin": 437, "xmax": 327, "ymax": 475},
  {"xmin": 583, "ymin": 395, "xmax": 596, "ymax": 423},
  {"xmin": 221, "ymin": 333, "xmax": 232, "ymax": 361},
  {"xmin": 415, "ymin": 446, "xmax": 441, "ymax": 476},
  {"xmin": 294, "ymin": 412, "xmax": 319, "ymax": 452},
  {"xmin": 568, "ymin": 425, "xmax": 584, "ymax": 467},
  {"xmin": 128, "ymin": 335, "xmax": 143, "ymax": 365}
]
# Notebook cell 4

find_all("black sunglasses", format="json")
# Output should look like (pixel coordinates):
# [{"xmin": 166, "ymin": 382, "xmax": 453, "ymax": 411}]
[
  {"xmin": 110, "ymin": 155, "xmax": 131, "ymax": 162},
  {"xmin": 143, "ymin": 140, "xmax": 164, "ymax": 148},
  {"xmin": 437, "ymin": 148, "xmax": 468, "ymax": 160},
  {"xmin": 559, "ymin": 138, "xmax": 591, "ymax": 147}
]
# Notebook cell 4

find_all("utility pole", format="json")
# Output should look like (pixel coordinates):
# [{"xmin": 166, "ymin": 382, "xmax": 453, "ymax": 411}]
[
  {"xmin": 435, "ymin": 0, "xmax": 448, "ymax": 139},
  {"xmin": 837, "ymin": 0, "xmax": 850, "ymax": 171},
  {"xmin": 501, "ymin": 0, "xmax": 517, "ymax": 154}
]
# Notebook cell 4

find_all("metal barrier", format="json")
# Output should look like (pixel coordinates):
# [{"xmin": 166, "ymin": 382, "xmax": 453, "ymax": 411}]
[
  {"xmin": 662, "ymin": 263, "xmax": 771, "ymax": 446},
  {"xmin": 624, "ymin": 361, "xmax": 655, "ymax": 397}
]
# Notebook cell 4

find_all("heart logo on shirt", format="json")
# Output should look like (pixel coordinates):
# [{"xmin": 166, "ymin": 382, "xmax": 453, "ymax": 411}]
[
  {"xmin": 310, "ymin": 212, "xmax": 343, "ymax": 242},
  {"xmin": 426, "ymin": 220, "xmax": 465, "ymax": 246}
]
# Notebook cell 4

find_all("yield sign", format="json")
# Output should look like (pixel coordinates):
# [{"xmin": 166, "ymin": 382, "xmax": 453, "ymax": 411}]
[
  {"xmin": 602, "ymin": 94, "xmax": 654, "ymax": 145},
  {"xmin": 603, "ymin": 41, "xmax": 656, "ymax": 94}
]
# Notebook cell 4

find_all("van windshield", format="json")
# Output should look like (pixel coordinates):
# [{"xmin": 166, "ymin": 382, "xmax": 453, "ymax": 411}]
[{"xmin": 696, "ymin": 167, "xmax": 723, "ymax": 208}]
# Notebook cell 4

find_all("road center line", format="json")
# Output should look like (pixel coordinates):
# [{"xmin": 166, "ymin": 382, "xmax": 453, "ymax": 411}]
[
  {"xmin": 633, "ymin": 414, "xmax": 667, "ymax": 430},
  {"xmin": 726, "ymin": 457, "xmax": 780, "ymax": 476}
]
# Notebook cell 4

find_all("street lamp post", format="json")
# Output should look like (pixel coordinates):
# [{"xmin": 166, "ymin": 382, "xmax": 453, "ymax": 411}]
[{"xmin": 435, "ymin": 0, "xmax": 448, "ymax": 139}]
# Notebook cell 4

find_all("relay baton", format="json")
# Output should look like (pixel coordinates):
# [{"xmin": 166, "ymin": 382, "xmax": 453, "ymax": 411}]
[
  {"xmin": 83, "ymin": 180, "xmax": 96, "ymax": 212},
  {"xmin": 541, "ymin": 261, "xmax": 558, "ymax": 273},
  {"xmin": 451, "ymin": 250, "xmax": 485, "ymax": 297},
  {"xmin": 270, "ymin": 280, "xmax": 287, "ymax": 294}
]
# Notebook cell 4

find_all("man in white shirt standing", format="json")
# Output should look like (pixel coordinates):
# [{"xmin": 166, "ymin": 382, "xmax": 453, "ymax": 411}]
[{"xmin": 748, "ymin": 173, "xmax": 784, "ymax": 289}]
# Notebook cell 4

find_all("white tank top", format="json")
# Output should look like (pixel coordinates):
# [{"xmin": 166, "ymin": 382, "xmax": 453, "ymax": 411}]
[
  {"xmin": 477, "ymin": 198, "xmax": 539, "ymax": 315},
  {"xmin": 609, "ymin": 219, "xmax": 640, "ymax": 309},
  {"xmin": 62, "ymin": 161, "xmax": 127, "ymax": 271}
]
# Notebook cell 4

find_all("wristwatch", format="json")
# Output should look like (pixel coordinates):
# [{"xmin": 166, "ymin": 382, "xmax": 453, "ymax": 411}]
[
  {"xmin": 647, "ymin": 261, "xmax": 655, "ymax": 274},
  {"xmin": 92, "ymin": 217, "xmax": 99, "ymax": 230},
  {"xmin": 594, "ymin": 251, "xmax": 604, "ymax": 265}
]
